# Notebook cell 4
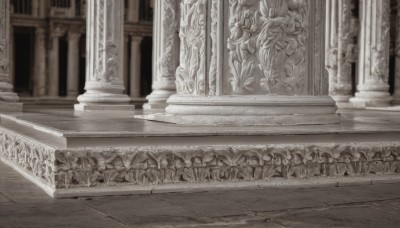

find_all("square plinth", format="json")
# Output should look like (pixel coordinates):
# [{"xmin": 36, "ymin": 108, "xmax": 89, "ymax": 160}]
[{"xmin": 0, "ymin": 108, "xmax": 400, "ymax": 198}]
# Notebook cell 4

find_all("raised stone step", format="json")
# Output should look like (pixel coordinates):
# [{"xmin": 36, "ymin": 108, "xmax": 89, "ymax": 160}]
[{"xmin": 0, "ymin": 109, "xmax": 400, "ymax": 198}]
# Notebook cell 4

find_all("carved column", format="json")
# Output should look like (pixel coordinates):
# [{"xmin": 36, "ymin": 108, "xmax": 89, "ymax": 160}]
[
  {"xmin": 143, "ymin": 0, "xmax": 180, "ymax": 110},
  {"xmin": 0, "ymin": 0, "xmax": 22, "ymax": 112},
  {"xmin": 325, "ymin": 0, "xmax": 354, "ymax": 108},
  {"xmin": 48, "ymin": 28, "xmax": 61, "ymax": 97},
  {"xmin": 67, "ymin": 31, "xmax": 81, "ymax": 97},
  {"xmin": 75, "ymin": 0, "xmax": 134, "ymax": 111},
  {"xmin": 393, "ymin": 1, "xmax": 400, "ymax": 105},
  {"xmin": 143, "ymin": 0, "xmax": 339, "ymax": 125},
  {"xmin": 129, "ymin": 36, "xmax": 143, "ymax": 98},
  {"xmin": 33, "ymin": 27, "xmax": 47, "ymax": 97},
  {"xmin": 350, "ymin": 0, "xmax": 392, "ymax": 107}
]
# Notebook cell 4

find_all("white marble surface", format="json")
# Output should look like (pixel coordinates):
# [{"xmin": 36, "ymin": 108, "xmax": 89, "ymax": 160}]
[{"xmin": 1, "ymin": 108, "xmax": 400, "ymax": 138}]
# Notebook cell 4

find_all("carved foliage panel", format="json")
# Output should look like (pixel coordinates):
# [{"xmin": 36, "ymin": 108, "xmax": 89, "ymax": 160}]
[
  {"xmin": 226, "ymin": 0, "xmax": 310, "ymax": 96},
  {"xmin": 54, "ymin": 143, "xmax": 400, "ymax": 189},
  {"xmin": 0, "ymin": 130, "xmax": 56, "ymax": 187},
  {"xmin": 176, "ymin": 0, "xmax": 207, "ymax": 95}
]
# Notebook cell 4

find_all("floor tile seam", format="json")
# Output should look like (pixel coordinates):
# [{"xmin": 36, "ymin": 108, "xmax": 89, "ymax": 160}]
[
  {"xmin": 156, "ymin": 195, "xmax": 207, "ymax": 219},
  {"xmin": 250, "ymin": 198, "xmax": 400, "ymax": 217},
  {"xmin": 205, "ymin": 194, "xmax": 267, "ymax": 216},
  {"xmin": 78, "ymin": 200, "xmax": 131, "ymax": 228},
  {"xmin": 323, "ymin": 197, "xmax": 400, "ymax": 208},
  {"xmin": 0, "ymin": 192, "xmax": 15, "ymax": 204}
]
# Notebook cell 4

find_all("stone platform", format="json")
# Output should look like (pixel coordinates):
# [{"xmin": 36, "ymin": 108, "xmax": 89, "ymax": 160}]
[{"xmin": 0, "ymin": 108, "xmax": 400, "ymax": 198}]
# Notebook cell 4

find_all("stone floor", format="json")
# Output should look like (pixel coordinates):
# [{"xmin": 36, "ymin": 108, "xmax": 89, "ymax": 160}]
[{"xmin": 1, "ymin": 158, "xmax": 400, "ymax": 228}]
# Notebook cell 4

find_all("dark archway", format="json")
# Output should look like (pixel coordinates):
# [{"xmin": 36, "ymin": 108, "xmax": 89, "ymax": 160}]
[
  {"xmin": 140, "ymin": 36, "xmax": 153, "ymax": 97},
  {"xmin": 14, "ymin": 27, "xmax": 34, "ymax": 96}
]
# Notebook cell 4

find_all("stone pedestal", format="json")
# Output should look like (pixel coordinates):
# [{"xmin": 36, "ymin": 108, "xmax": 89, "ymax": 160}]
[
  {"xmin": 0, "ymin": 0, "xmax": 22, "ymax": 113},
  {"xmin": 75, "ymin": 0, "xmax": 134, "ymax": 112},
  {"xmin": 350, "ymin": 0, "xmax": 392, "ymax": 107},
  {"xmin": 145, "ymin": 0, "xmax": 339, "ymax": 125},
  {"xmin": 67, "ymin": 31, "xmax": 81, "ymax": 98},
  {"xmin": 143, "ymin": 0, "xmax": 180, "ymax": 110},
  {"xmin": 325, "ymin": 0, "xmax": 356, "ymax": 108}
]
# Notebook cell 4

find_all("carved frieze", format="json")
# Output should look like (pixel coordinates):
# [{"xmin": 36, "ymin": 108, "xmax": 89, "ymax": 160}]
[{"xmin": 54, "ymin": 143, "xmax": 400, "ymax": 188}]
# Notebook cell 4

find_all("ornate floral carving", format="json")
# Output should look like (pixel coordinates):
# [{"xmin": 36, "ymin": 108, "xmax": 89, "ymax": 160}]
[
  {"xmin": 227, "ymin": 0, "xmax": 261, "ymax": 95},
  {"xmin": 94, "ymin": 0, "xmax": 105, "ymax": 82},
  {"xmin": 0, "ymin": 129, "xmax": 55, "ymax": 187},
  {"xmin": 176, "ymin": 0, "xmax": 207, "ymax": 95},
  {"xmin": 53, "ymin": 143, "xmax": 400, "ymax": 189},
  {"xmin": 209, "ymin": 0, "xmax": 218, "ymax": 96},
  {"xmin": 105, "ymin": 41, "xmax": 119, "ymax": 83},
  {"xmin": 257, "ymin": 0, "xmax": 308, "ymax": 95},
  {"xmin": 158, "ymin": 0, "xmax": 179, "ymax": 80}
]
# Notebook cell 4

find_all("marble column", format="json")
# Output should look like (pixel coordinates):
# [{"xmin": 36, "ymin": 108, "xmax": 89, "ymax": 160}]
[
  {"xmin": 75, "ymin": 0, "xmax": 134, "ymax": 112},
  {"xmin": 67, "ymin": 31, "xmax": 81, "ymax": 97},
  {"xmin": 393, "ymin": 1, "xmax": 400, "ymax": 105},
  {"xmin": 0, "ymin": 0, "xmax": 22, "ymax": 112},
  {"xmin": 123, "ymin": 35, "xmax": 129, "ymax": 94},
  {"xmin": 32, "ymin": 0, "xmax": 39, "ymax": 16},
  {"xmin": 143, "ymin": 0, "xmax": 180, "ymax": 110},
  {"xmin": 129, "ymin": 36, "xmax": 142, "ymax": 98},
  {"xmin": 33, "ymin": 27, "xmax": 47, "ymax": 97},
  {"xmin": 127, "ymin": 0, "xmax": 140, "ymax": 23},
  {"xmin": 144, "ymin": 0, "xmax": 339, "ymax": 125},
  {"xmin": 350, "ymin": 0, "xmax": 392, "ymax": 107},
  {"xmin": 48, "ymin": 28, "xmax": 61, "ymax": 97},
  {"xmin": 8, "ymin": 23, "xmax": 13, "ymax": 86},
  {"xmin": 325, "ymin": 0, "xmax": 354, "ymax": 108}
]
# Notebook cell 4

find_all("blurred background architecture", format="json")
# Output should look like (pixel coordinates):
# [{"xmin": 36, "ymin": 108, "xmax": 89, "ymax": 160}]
[{"xmin": 8, "ymin": 0, "xmax": 153, "ymax": 108}]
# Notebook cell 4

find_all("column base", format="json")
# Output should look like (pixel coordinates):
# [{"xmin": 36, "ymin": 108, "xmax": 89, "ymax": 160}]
[
  {"xmin": 350, "ymin": 91, "xmax": 393, "ymax": 108},
  {"xmin": 139, "ymin": 95, "xmax": 340, "ymax": 126},
  {"xmin": 331, "ymin": 95, "xmax": 354, "ymax": 109},
  {"xmin": 392, "ymin": 94, "xmax": 400, "ymax": 105},
  {"xmin": 0, "ymin": 101, "xmax": 23, "ymax": 113},
  {"xmin": 75, "ymin": 92, "xmax": 134, "ymax": 112},
  {"xmin": 74, "ymin": 103, "xmax": 135, "ymax": 112},
  {"xmin": 143, "ymin": 91, "xmax": 175, "ymax": 110}
]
